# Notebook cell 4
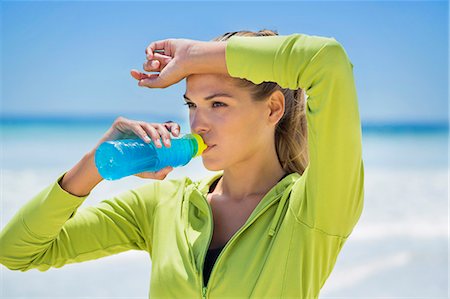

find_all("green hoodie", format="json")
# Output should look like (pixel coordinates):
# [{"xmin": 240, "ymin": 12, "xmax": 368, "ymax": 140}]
[{"xmin": 0, "ymin": 33, "xmax": 364, "ymax": 298}]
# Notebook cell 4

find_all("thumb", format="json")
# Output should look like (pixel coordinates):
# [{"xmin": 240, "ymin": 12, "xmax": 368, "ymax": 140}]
[{"xmin": 134, "ymin": 166, "xmax": 173, "ymax": 179}]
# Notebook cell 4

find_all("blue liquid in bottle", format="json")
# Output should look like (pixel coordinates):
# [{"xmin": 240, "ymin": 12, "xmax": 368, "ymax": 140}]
[{"xmin": 94, "ymin": 133, "xmax": 206, "ymax": 180}]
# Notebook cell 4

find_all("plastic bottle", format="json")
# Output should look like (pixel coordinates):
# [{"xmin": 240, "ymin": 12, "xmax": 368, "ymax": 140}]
[{"xmin": 94, "ymin": 133, "xmax": 207, "ymax": 180}]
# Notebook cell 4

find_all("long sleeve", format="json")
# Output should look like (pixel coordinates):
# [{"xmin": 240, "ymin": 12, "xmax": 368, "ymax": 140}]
[
  {"xmin": 225, "ymin": 33, "xmax": 364, "ymax": 238},
  {"xmin": 0, "ymin": 171, "xmax": 155, "ymax": 272}
]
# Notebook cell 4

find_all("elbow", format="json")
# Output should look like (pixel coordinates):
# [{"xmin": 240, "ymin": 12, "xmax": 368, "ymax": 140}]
[
  {"xmin": 322, "ymin": 39, "xmax": 354, "ymax": 71},
  {"xmin": 0, "ymin": 256, "xmax": 32, "ymax": 272},
  {"xmin": 0, "ymin": 242, "xmax": 35, "ymax": 271},
  {"xmin": 0, "ymin": 232, "xmax": 50, "ymax": 272},
  {"xmin": 0, "ymin": 254, "xmax": 49, "ymax": 272}
]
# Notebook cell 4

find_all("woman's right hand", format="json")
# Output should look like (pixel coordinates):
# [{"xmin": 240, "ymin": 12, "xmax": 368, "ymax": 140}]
[
  {"xmin": 92, "ymin": 116, "xmax": 182, "ymax": 180},
  {"xmin": 130, "ymin": 37, "xmax": 228, "ymax": 89},
  {"xmin": 130, "ymin": 38, "xmax": 198, "ymax": 89}
]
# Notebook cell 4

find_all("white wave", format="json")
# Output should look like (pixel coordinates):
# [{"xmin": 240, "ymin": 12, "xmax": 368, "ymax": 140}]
[
  {"xmin": 321, "ymin": 251, "xmax": 413, "ymax": 293},
  {"xmin": 350, "ymin": 221, "xmax": 448, "ymax": 240}
]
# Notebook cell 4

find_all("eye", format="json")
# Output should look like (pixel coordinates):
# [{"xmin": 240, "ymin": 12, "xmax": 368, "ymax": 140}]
[
  {"xmin": 212, "ymin": 102, "xmax": 226, "ymax": 108},
  {"xmin": 183, "ymin": 102, "xmax": 227, "ymax": 109},
  {"xmin": 183, "ymin": 102, "xmax": 195, "ymax": 109}
]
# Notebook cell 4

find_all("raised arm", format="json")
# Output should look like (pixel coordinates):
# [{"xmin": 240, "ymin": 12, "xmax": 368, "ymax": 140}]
[{"xmin": 224, "ymin": 33, "xmax": 364, "ymax": 238}]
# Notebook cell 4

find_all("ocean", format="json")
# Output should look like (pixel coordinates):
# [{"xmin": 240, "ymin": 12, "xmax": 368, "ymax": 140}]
[{"xmin": 1, "ymin": 119, "xmax": 448, "ymax": 298}]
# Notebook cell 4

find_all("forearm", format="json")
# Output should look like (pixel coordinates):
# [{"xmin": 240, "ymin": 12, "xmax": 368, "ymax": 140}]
[
  {"xmin": 188, "ymin": 41, "xmax": 229, "ymax": 75},
  {"xmin": 59, "ymin": 150, "xmax": 103, "ymax": 197}
]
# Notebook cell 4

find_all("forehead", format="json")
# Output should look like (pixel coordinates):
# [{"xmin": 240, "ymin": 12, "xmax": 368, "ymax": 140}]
[{"xmin": 185, "ymin": 74, "xmax": 239, "ymax": 95}]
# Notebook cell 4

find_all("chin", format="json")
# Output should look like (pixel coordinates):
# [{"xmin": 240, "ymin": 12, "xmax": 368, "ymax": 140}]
[{"xmin": 201, "ymin": 159, "xmax": 224, "ymax": 172}]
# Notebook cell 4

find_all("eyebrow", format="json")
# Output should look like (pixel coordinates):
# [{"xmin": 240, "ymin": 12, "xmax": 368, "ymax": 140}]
[{"xmin": 183, "ymin": 93, "xmax": 235, "ymax": 102}]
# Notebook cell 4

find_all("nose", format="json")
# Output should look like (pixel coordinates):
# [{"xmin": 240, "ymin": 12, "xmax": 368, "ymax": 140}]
[{"xmin": 190, "ymin": 109, "xmax": 210, "ymax": 136}]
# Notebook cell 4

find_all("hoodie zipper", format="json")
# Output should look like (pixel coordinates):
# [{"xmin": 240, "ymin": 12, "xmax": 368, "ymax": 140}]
[
  {"xmin": 183, "ymin": 186, "xmax": 202, "ymax": 278},
  {"xmin": 199, "ymin": 195, "xmax": 214, "ymax": 299},
  {"xmin": 199, "ymin": 190, "xmax": 286, "ymax": 299}
]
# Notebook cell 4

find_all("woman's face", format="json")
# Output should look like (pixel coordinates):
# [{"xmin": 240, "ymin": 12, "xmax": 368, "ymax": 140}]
[{"xmin": 185, "ymin": 74, "xmax": 272, "ymax": 171}]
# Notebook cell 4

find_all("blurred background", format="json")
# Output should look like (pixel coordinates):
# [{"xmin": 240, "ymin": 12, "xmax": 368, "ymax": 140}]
[{"xmin": 1, "ymin": 0, "xmax": 448, "ymax": 298}]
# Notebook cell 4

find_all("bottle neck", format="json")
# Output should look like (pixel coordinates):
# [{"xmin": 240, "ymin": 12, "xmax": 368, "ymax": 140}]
[{"xmin": 187, "ymin": 134, "xmax": 199, "ymax": 158}]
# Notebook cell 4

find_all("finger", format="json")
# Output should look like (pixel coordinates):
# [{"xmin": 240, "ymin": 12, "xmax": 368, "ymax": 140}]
[
  {"xmin": 144, "ymin": 166, "xmax": 173, "ymax": 179},
  {"xmin": 128, "ymin": 122, "xmax": 154, "ymax": 144},
  {"xmin": 143, "ymin": 53, "xmax": 172, "ymax": 72},
  {"xmin": 145, "ymin": 42, "xmax": 163, "ymax": 59},
  {"xmin": 143, "ymin": 59, "xmax": 161, "ymax": 73},
  {"xmin": 149, "ymin": 52, "xmax": 172, "ymax": 61},
  {"xmin": 131, "ymin": 69, "xmax": 151, "ymax": 80},
  {"xmin": 163, "ymin": 122, "xmax": 180, "ymax": 137},
  {"xmin": 142, "ymin": 123, "xmax": 171, "ymax": 148},
  {"xmin": 140, "ymin": 124, "xmax": 163, "ymax": 148},
  {"xmin": 155, "ymin": 166, "xmax": 173, "ymax": 179},
  {"xmin": 135, "ymin": 167, "xmax": 172, "ymax": 180},
  {"xmin": 146, "ymin": 40, "xmax": 168, "ymax": 59},
  {"xmin": 158, "ymin": 166, "xmax": 173, "ymax": 173},
  {"xmin": 138, "ymin": 74, "xmax": 163, "ymax": 88},
  {"xmin": 154, "ymin": 123, "xmax": 172, "ymax": 147}
]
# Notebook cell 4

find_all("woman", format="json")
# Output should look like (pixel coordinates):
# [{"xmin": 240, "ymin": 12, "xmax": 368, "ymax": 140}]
[{"xmin": 0, "ymin": 29, "xmax": 364, "ymax": 298}]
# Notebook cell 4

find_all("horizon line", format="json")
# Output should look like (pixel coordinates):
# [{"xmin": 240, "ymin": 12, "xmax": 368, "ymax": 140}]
[{"xmin": 0, "ymin": 114, "xmax": 448, "ymax": 133}]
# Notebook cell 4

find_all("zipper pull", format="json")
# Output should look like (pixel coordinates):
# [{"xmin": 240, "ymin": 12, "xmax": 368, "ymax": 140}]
[{"xmin": 202, "ymin": 286, "xmax": 207, "ymax": 299}]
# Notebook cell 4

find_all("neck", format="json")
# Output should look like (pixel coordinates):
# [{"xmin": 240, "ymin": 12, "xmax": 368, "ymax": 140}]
[{"xmin": 212, "ymin": 140, "xmax": 287, "ymax": 201}]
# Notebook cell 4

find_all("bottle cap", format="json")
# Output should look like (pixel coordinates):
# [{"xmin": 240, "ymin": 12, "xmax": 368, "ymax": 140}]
[{"xmin": 191, "ymin": 133, "xmax": 207, "ymax": 157}]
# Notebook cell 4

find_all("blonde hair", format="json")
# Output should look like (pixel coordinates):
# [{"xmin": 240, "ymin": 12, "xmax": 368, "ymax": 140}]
[{"xmin": 211, "ymin": 29, "xmax": 309, "ymax": 175}]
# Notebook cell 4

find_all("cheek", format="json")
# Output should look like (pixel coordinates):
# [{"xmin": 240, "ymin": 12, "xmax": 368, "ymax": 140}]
[
  {"xmin": 242, "ymin": 110, "xmax": 265, "ymax": 137},
  {"xmin": 227, "ymin": 119, "xmax": 261, "ymax": 152}
]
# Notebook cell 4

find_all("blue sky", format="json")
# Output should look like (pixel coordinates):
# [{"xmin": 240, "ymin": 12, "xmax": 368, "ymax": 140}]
[{"xmin": 1, "ymin": 0, "xmax": 448, "ymax": 124}]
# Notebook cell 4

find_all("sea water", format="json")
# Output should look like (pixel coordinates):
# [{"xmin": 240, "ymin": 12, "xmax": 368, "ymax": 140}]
[{"xmin": 0, "ymin": 120, "xmax": 448, "ymax": 297}]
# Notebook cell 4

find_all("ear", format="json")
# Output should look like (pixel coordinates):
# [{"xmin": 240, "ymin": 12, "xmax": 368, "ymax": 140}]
[{"xmin": 266, "ymin": 90, "xmax": 285, "ymax": 126}]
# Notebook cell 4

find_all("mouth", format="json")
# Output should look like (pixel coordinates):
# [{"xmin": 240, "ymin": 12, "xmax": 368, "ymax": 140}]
[{"xmin": 203, "ymin": 145, "xmax": 216, "ymax": 153}]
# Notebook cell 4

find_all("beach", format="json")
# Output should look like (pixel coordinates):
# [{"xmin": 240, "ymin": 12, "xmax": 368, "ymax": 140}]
[{"xmin": 1, "ymin": 122, "xmax": 448, "ymax": 298}]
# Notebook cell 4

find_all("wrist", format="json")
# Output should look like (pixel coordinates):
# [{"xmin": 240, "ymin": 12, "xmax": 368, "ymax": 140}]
[
  {"xmin": 59, "ymin": 150, "xmax": 103, "ymax": 197},
  {"xmin": 187, "ymin": 41, "xmax": 228, "ymax": 75},
  {"xmin": 84, "ymin": 150, "xmax": 103, "ymax": 185}
]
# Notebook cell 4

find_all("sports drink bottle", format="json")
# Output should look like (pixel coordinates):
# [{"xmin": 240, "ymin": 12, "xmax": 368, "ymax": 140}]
[{"xmin": 94, "ymin": 133, "xmax": 206, "ymax": 180}]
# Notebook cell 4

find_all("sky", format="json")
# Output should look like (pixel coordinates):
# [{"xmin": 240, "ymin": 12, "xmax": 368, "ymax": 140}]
[{"xmin": 1, "ymin": 0, "xmax": 448, "ymax": 124}]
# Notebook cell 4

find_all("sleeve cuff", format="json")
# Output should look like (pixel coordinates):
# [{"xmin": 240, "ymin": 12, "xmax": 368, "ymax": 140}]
[
  {"xmin": 225, "ymin": 35, "xmax": 280, "ymax": 84},
  {"xmin": 56, "ymin": 171, "xmax": 92, "ymax": 199}
]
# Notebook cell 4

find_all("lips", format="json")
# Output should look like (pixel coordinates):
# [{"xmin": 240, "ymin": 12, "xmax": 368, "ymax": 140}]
[
  {"xmin": 203, "ymin": 141, "xmax": 214, "ymax": 147},
  {"xmin": 203, "ymin": 145, "xmax": 215, "ymax": 153}
]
